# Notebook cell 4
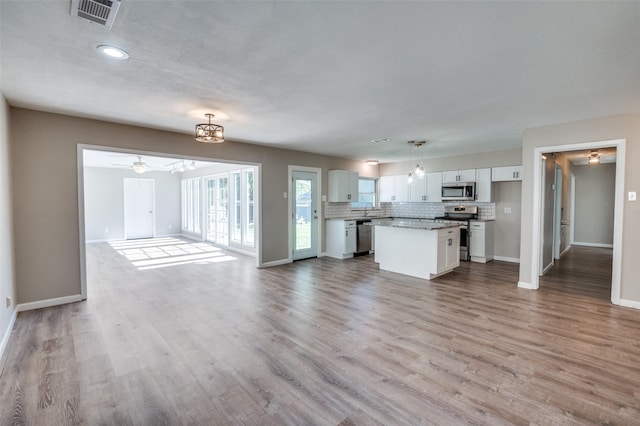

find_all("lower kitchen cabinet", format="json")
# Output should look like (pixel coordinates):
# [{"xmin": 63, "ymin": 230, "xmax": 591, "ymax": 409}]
[
  {"xmin": 469, "ymin": 220, "xmax": 494, "ymax": 263},
  {"xmin": 326, "ymin": 219, "xmax": 356, "ymax": 259}
]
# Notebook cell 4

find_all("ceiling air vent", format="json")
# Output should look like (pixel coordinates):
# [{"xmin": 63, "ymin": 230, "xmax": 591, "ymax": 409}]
[{"xmin": 70, "ymin": 0, "xmax": 121, "ymax": 30}]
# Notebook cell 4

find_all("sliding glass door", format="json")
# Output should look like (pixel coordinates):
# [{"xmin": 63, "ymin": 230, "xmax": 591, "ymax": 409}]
[
  {"xmin": 230, "ymin": 168, "xmax": 256, "ymax": 250},
  {"xmin": 205, "ymin": 175, "xmax": 228, "ymax": 246}
]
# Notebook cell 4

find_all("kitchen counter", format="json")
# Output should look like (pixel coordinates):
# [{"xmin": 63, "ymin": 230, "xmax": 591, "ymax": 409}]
[
  {"xmin": 372, "ymin": 219, "xmax": 460, "ymax": 230},
  {"xmin": 374, "ymin": 222, "xmax": 460, "ymax": 280}
]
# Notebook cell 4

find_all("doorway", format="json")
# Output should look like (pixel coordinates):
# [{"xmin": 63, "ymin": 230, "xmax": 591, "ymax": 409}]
[
  {"xmin": 529, "ymin": 139, "xmax": 625, "ymax": 305},
  {"xmin": 123, "ymin": 178, "xmax": 155, "ymax": 239},
  {"xmin": 290, "ymin": 167, "xmax": 321, "ymax": 261}
]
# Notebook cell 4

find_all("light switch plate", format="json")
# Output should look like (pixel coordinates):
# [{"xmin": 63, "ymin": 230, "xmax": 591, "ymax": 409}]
[
  {"xmin": 629, "ymin": 191, "xmax": 637, "ymax": 201},
  {"xmin": 504, "ymin": 207, "xmax": 512, "ymax": 214}
]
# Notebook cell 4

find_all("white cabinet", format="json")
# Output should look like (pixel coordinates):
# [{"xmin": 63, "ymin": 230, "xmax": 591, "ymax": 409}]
[
  {"xmin": 409, "ymin": 177, "xmax": 427, "ymax": 202},
  {"xmin": 426, "ymin": 172, "xmax": 442, "ymax": 202},
  {"xmin": 326, "ymin": 219, "xmax": 356, "ymax": 259},
  {"xmin": 475, "ymin": 168, "xmax": 492, "ymax": 202},
  {"xmin": 379, "ymin": 175, "xmax": 409, "ymax": 202},
  {"xmin": 469, "ymin": 221, "xmax": 494, "ymax": 263},
  {"xmin": 408, "ymin": 172, "xmax": 442, "ymax": 202},
  {"xmin": 492, "ymin": 165, "xmax": 522, "ymax": 182},
  {"xmin": 328, "ymin": 170, "xmax": 359, "ymax": 202},
  {"xmin": 437, "ymin": 227, "xmax": 461, "ymax": 273},
  {"xmin": 442, "ymin": 169, "xmax": 476, "ymax": 183}
]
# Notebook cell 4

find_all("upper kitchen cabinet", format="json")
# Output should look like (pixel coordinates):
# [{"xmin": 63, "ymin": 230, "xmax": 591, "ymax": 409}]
[
  {"xmin": 328, "ymin": 170, "xmax": 359, "ymax": 202},
  {"xmin": 409, "ymin": 172, "xmax": 442, "ymax": 202},
  {"xmin": 379, "ymin": 175, "xmax": 409, "ymax": 202},
  {"xmin": 475, "ymin": 168, "xmax": 492, "ymax": 202},
  {"xmin": 492, "ymin": 165, "xmax": 522, "ymax": 181},
  {"xmin": 442, "ymin": 169, "xmax": 476, "ymax": 183}
]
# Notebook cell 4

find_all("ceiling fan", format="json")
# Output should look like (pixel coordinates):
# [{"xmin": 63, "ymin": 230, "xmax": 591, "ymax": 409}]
[{"xmin": 111, "ymin": 155, "xmax": 149, "ymax": 174}]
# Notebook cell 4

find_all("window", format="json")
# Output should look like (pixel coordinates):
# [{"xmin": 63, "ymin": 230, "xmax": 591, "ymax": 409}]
[
  {"xmin": 181, "ymin": 177, "xmax": 201, "ymax": 233},
  {"xmin": 351, "ymin": 178, "xmax": 376, "ymax": 208}
]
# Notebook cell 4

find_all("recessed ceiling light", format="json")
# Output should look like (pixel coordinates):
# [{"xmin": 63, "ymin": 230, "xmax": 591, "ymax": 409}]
[
  {"xmin": 97, "ymin": 45, "xmax": 129, "ymax": 60},
  {"xmin": 365, "ymin": 160, "xmax": 379, "ymax": 165}
]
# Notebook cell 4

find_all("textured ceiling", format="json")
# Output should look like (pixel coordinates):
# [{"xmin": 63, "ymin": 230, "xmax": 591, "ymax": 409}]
[{"xmin": 1, "ymin": 1, "xmax": 639, "ymax": 163}]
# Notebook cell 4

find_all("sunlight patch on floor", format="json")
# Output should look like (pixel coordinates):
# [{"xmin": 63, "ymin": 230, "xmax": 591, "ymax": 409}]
[{"xmin": 109, "ymin": 237, "xmax": 237, "ymax": 270}]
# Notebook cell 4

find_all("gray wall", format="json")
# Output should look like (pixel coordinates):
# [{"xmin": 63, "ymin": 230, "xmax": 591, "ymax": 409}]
[
  {"xmin": 493, "ymin": 181, "xmax": 521, "ymax": 260},
  {"xmin": 84, "ymin": 167, "xmax": 181, "ymax": 242},
  {"xmin": 10, "ymin": 108, "xmax": 372, "ymax": 304},
  {"xmin": 573, "ymin": 163, "xmax": 615, "ymax": 245},
  {"xmin": 0, "ymin": 96, "xmax": 16, "ymax": 353},
  {"xmin": 520, "ymin": 113, "xmax": 640, "ymax": 303}
]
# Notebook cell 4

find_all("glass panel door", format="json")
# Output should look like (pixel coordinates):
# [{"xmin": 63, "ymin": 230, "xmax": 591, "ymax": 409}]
[
  {"xmin": 292, "ymin": 171, "xmax": 317, "ymax": 260},
  {"xmin": 205, "ymin": 175, "xmax": 228, "ymax": 246}
]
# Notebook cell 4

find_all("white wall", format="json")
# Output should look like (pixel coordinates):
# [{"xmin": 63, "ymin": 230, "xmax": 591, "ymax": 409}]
[
  {"xmin": 84, "ymin": 167, "xmax": 181, "ymax": 242},
  {"xmin": 0, "ymin": 96, "xmax": 17, "ymax": 358}
]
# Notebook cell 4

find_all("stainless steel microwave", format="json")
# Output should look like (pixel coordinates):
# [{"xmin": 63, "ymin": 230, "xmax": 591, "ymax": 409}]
[{"xmin": 441, "ymin": 182, "xmax": 475, "ymax": 201}]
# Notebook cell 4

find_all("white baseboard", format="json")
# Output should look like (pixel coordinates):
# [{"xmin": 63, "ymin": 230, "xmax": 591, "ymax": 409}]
[
  {"xmin": 542, "ymin": 262, "xmax": 554, "ymax": 274},
  {"xmin": 16, "ymin": 294, "xmax": 83, "ymax": 313},
  {"xmin": 560, "ymin": 245, "xmax": 572, "ymax": 257},
  {"xmin": 518, "ymin": 281, "xmax": 537, "ymax": 290},
  {"xmin": 619, "ymin": 299, "xmax": 640, "ymax": 310},
  {"xmin": 493, "ymin": 256, "xmax": 520, "ymax": 263},
  {"xmin": 0, "ymin": 309, "xmax": 18, "ymax": 364},
  {"xmin": 259, "ymin": 258, "xmax": 292, "ymax": 268},
  {"xmin": 572, "ymin": 242, "xmax": 614, "ymax": 248}
]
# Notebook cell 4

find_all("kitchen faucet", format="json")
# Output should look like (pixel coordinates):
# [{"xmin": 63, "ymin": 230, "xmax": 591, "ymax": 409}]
[{"xmin": 363, "ymin": 202, "xmax": 374, "ymax": 217}]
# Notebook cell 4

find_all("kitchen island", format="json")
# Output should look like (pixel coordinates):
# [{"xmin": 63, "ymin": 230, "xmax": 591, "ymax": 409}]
[{"xmin": 373, "ymin": 219, "xmax": 461, "ymax": 280}]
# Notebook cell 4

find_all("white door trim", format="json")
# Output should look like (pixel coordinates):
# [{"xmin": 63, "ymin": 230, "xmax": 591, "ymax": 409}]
[
  {"xmin": 288, "ymin": 165, "xmax": 322, "ymax": 262},
  {"xmin": 526, "ymin": 139, "xmax": 625, "ymax": 305}
]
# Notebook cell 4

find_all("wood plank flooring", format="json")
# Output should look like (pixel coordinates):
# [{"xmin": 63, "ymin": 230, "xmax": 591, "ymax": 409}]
[{"xmin": 1, "ymin": 240, "xmax": 639, "ymax": 425}]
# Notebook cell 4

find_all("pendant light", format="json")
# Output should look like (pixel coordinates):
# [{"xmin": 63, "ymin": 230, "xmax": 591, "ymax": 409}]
[
  {"xmin": 407, "ymin": 140, "xmax": 426, "ymax": 183},
  {"xmin": 195, "ymin": 113, "xmax": 224, "ymax": 143}
]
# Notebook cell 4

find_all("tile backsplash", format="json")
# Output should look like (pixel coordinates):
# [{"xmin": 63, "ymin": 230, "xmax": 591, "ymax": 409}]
[{"xmin": 324, "ymin": 201, "xmax": 496, "ymax": 220}]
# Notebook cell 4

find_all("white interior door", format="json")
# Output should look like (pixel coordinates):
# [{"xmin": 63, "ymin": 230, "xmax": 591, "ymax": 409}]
[{"xmin": 124, "ymin": 178, "xmax": 155, "ymax": 240}]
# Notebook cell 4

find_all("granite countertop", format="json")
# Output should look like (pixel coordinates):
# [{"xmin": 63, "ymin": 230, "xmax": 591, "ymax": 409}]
[{"xmin": 372, "ymin": 219, "xmax": 460, "ymax": 230}]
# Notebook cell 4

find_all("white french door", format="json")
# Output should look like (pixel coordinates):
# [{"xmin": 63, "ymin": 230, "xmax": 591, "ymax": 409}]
[
  {"xmin": 123, "ymin": 178, "xmax": 155, "ymax": 240},
  {"xmin": 205, "ymin": 175, "xmax": 229, "ymax": 246}
]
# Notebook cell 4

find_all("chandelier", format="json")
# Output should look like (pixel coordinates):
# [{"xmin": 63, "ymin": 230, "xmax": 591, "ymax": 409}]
[{"xmin": 195, "ymin": 113, "xmax": 224, "ymax": 143}]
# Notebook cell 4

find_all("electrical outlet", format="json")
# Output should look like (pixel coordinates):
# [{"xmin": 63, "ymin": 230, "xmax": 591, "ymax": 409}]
[
  {"xmin": 5, "ymin": 296, "xmax": 11, "ymax": 308},
  {"xmin": 504, "ymin": 207, "xmax": 512, "ymax": 214},
  {"xmin": 104, "ymin": 228, "xmax": 109, "ymax": 233},
  {"xmin": 629, "ymin": 191, "xmax": 637, "ymax": 201},
  {"xmin": 168, "ymin": 224, "xmax": 173, "ymax": 230}
]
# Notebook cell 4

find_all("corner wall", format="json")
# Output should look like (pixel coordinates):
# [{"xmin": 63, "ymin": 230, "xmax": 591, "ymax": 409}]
[
  {"xmin": 0, "ymin": 96, "xmax": 17, "ymax": 359},
  {"xmin": 519, "ymin": 113, "xmax": 640, "ymax": 303}
]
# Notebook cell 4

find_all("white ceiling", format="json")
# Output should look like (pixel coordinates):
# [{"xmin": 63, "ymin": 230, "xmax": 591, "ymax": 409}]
[{"xmin": 2, "ymin": 1, "xmax": 639, "ymax": 163}]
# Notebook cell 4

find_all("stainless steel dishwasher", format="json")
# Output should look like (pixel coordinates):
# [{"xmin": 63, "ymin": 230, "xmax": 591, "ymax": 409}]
[{"xmin": 356, "ymin": 220, "xmax": 372, "ymax": 254}]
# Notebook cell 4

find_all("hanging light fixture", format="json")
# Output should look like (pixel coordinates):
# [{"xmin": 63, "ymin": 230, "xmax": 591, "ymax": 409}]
[
  {"xmin": 407, "ymin": 140, "xmax": 426, "ymax": 183},
  {"xmin": 588, "ymin": 150, "xmax": 600, "ymax": 165},
  {"xmin": 132, "ymin": 156, "xmax": 147, "ymax": 174},
  {"xmin": 195, "ymin": 113, "xmax": 224, "ymax": 143}
]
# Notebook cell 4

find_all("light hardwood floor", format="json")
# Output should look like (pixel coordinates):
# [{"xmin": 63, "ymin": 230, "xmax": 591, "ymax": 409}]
[{"xmin": 1, "ymin": 239, "xmax": 639, "ymax": 425}]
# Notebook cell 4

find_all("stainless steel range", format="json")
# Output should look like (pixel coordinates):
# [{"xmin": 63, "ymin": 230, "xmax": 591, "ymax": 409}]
[{"xmin": 434, "ymin": 205, "xmax": 478, "ymax": 261}]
